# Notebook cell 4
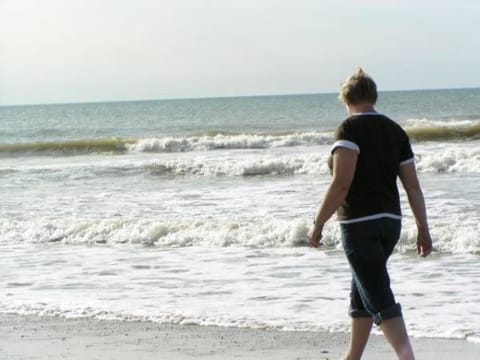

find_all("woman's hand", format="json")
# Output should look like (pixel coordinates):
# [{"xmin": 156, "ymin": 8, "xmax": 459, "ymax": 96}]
[
  {"xmin": 417, "ymin": 228, "xmax": 432, "ymax": 257},
  {"xmin": 308, "ymin": 223, "xmax": 323, "ymax": 248}
]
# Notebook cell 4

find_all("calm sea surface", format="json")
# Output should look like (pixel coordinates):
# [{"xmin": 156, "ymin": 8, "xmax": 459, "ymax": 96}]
[{"xmin": 1, "ymin": 89, "xmax": 480, "ymax": 342}]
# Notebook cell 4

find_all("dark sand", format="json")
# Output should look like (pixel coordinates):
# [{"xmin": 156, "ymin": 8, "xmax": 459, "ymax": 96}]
[{"xmin": 0, "ymin": 314, "xmax": 478, "ymax": 359}]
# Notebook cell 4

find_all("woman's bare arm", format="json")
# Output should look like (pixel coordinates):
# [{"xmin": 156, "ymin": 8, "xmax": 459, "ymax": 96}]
[
  {"xmin": 309, "ymin": 148, "xmax": 357, "ymax": 247},
  {"xmin": 398, "ymin": 162, "xmax": 433, "ymax": 257}
]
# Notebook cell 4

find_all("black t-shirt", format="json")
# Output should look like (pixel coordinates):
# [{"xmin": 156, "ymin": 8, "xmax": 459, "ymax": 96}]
[{"xmin": 330, "ymin": 113, "xmax": 414, "ymax": 222}]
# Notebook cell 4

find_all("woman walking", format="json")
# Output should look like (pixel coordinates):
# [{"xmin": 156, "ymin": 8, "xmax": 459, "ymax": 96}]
[{"xmin": 308, "ymin": 68, "xmax": 432, "ymax": 360}]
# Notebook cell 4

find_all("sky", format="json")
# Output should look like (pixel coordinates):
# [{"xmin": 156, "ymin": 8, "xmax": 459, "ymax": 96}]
[{"xmin": 1, "ymin": 0, "xmax": 479, "ymax": 105}]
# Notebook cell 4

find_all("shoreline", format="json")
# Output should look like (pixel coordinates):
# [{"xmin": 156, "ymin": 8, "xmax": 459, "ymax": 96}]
[{"xmin": 0, "ymin": 314, "xmax": 479, "ymax": 359}]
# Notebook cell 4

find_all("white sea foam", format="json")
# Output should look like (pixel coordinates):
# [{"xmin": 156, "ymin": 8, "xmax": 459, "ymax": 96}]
[
  {"xmin": 127, "ymin": 132, "xmax": 334, "ymax": 153},
  {"xmin": 4, "ymin": 145, "xmax": 480, "ymax": 178},
  {"xmin": 1, "ymin": 216, "xmax": 479, "ymax": 254},
  {"xmin": 5, "ymin": 147, "xmax": 480, "ymax": 180},
  {"xmin": 0, "ymin": 144, "xmax": 473, "ymax": 186},
  {"xmin": 0, "ymin": 217, "xmax": 329, "ymax": 248},
  {"xmin": 148, "ymin": 153, "xmax": 331, "ymax": 177},
  {"xmin": 405, "ymin": 118, "xmax": 479, "ymax": 128},
  {"xmin": 126, "ymin": 119, "xmax": 480, "ymax": 154},
  {"xmin": 118, "ymin": 119, "xmax": 480, "ymax": 154},
  {"xmin": 414, "ymin": 145, "xmax": 480, "ymax": 173},
  {"xmin": 146, "ymin": 146, "xmax": 480, "ymax": 176},
  {"xmin": 0, "ymin": 152, "xmax": 332, "ymax": 178},
  {"xmin": 0, "ymin": 247, "xmax": 478, "ymax": 342}
]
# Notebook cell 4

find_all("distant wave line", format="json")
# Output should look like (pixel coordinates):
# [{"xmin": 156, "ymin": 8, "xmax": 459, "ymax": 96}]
[
  {"xmin": 0, "ymin": 131, "xmax": 333, "ymax": 155},
  {"xmin": 0, "ymin": 138, "xmax": 135, "ymax": 155},
  {"xmin": 1, "ymin": 121, "xmax": 480, "ymax": 155}
]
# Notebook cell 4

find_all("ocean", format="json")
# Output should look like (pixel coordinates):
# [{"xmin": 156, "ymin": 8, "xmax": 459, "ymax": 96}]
[{"xmin": 1, "ymin": 89, "xmax": 479, "ymax": 343}]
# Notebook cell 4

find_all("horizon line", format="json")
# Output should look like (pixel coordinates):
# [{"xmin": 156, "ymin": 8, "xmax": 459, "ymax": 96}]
[{"xmin": 1, "ymin": 85, "xmax": 479, "ymax": 108}]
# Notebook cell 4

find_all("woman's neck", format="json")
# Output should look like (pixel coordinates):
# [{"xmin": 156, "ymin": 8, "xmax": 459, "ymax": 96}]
[{"xmin": 346, "ymin": 103, "xmax": 376, "ymax": 116}]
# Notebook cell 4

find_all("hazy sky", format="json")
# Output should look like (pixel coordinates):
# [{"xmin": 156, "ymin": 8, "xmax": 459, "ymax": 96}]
[{"xmin": 1, "ymin": 0, "xmax": 479, "ymax": 105}]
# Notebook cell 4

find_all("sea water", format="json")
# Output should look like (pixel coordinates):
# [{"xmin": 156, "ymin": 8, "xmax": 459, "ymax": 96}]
[{"xmin": 1, "ymin": 89, "xmax": 480, "ymax": 343}]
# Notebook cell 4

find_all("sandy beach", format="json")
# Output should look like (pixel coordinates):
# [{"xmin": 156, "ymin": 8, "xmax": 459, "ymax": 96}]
[{"xmin": 0, "ymin": 314, "xmax": 478, "ymax": 360}]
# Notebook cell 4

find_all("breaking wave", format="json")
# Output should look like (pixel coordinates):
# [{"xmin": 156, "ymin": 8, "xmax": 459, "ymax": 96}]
[
  {"xmin": 2, "ymin": 119, "xmax": 480, "ymax": 156},
  {"xmin": 0, "ymin": 131, "xmax": 333, "ymax": 156},
  {"xmin": 1, "ymin": 217, "xmax": 478, "ymax": 253},
  {"xmin": 3, "ymin": 145, "xmax": 480, "ymax": 178},
  {"xmin": 404, "ymin": 118, "xmax": 480, "ymax": 141}
]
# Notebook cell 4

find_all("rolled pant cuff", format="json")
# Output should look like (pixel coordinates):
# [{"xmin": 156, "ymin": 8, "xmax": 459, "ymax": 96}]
[
  {"xmin": 372, "ymin": 303, "xmax": 402, "ymax": 325},
  {"xmin": 349, "ymin": 303, "xmax": 402, "ymax": 325},
  {"xmin": 349, "ymin": 309, "xmax": 371, "ymax": 318}
]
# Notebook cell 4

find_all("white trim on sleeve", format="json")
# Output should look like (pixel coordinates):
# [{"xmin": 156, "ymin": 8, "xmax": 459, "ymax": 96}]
[
  {"xmin": 331, "ymin": 140, "xmax": 360, "ymax": 154},
  {"xmin": 400, "ymin": 157, "xmax": 415, "ymax": 166}
]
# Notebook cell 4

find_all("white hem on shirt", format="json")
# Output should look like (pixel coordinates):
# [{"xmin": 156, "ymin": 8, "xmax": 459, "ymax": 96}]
[{"xmin": 338, "ymin": 212, "xmax": 401, "ymax": 224}]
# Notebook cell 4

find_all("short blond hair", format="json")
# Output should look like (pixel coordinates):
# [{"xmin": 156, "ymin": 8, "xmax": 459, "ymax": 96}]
[{"xmin": 339, "ymin": 68, "xmax": 377, "ymax": 105}]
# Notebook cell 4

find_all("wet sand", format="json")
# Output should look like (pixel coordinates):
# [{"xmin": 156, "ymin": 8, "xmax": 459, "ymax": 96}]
[{"xmin": 0, "ymin": 314, "xmax": 478, "ymax": 359}]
